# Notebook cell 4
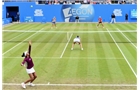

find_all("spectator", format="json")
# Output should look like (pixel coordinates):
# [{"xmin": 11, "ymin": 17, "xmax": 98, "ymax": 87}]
[
  {"xmin": 124, "ymin": 1, "xmax": 126, "ymax": 4},
  {"xmin": 83, "ymin": 0, "xmax": 88, "ymax": 4},
  {"xmin": 59, "ymin": 0, "xmax": 63, "ymax": 4},
  {"xmin": 93, "ymin": 2, "xmax": 96, "ymax": 4},
  {"xmin": 87, "ymin": 0, "xmax": 90, "ymax": 4},
  {"xmin": 89, "ymin": 0, "xmax": 93, "ymax": 4},
  {"xmin": 63, "ymin": 1, "xmax": 66, "ymax": 4},
  {"xmin": 132, "ymin": 1, "xmax": 135, "ymax": 4},
  {"xmin": 67, "ymin": 0, "xmax": 71, "ymax": 4},
  {"xmin": 45, "ymin": 0, "xmax": 49, "ymax": 4},
  {"xmin": 107, "ymin": 0, "xmax": 111, "ymax": 4},
  {"xmin": 48, "ymin": 1, "xmax": 52, "ymax": 4},
  {"xmin": 71, "ymin": 0, "xmax": 75, "ymax": 4},
  {"xmin": 75, "ymin": 0, "xmax": 81, "ymax": 4}
]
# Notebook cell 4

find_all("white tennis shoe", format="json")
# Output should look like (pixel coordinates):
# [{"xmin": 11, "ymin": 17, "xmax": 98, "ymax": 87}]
[
  {"xmin": 21, "ymin": 82, "xmax": 26, "ymax": 89},
  {"xmin": 29, "ymin": 82, "xmax": 35, "ymax": 86}
]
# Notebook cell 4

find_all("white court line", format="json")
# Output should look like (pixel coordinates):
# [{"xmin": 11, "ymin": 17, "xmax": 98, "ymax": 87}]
[
  {"xmin": 116, "ymin": 28, "xmax": 137, "ymax": 49},
  {"xmin": 2, "ymin": 83, "xmax": 136, "ymax": 87},
  {"xmin": 60, "ymin": 33, "xmax": 73, "ymax": 58},
  {"xmin": 2, "ymin": 30, "xmax": 137, "ymax": 33},
  {"xmin": 2, "ymin": 28, "xmax": 44, "ymax": 55},
  {"xmin": 3, "ymin": 29, "xmax": 34, "ymax": 44},
  {"xmin": 2, "ymin": 57, "xmax": 124, "ymax": 60},
  {"xmin": 106, "ymin": 28, "xmax": 137, "ymax": 78}
]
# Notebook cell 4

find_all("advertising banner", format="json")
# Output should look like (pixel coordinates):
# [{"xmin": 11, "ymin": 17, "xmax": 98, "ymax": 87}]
[
  {"xmin": 130, "ymin": 9, "xmax": 137, "ymax": 18},
  {"xmin": 2, "ymin": 3, "xmax": 137, "ymax": 22},
  {"xmin": 62, "ymin": 5, "xmax": 94, "ymax": 22}
]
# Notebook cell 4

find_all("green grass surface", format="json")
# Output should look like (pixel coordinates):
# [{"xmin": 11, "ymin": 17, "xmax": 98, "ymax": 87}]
[{"xmin": 2, "ymin": 23, "xmax": 137, "ymax": 90}]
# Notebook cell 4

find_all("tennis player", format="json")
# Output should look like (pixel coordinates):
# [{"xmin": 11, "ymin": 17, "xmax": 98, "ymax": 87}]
[
  {"xmin": 97, "ymin": 16, "xmax": 104, "ymax": 28},
  {"xmin": 51, "ymin": 16, "xmax": 57, "ymax": 29},
  {"xmin": 21, "ymin": 41, "xmax": 37, "ymax": 89},
  {"xmin": 71, "ymin": 36, "xmax": 83, "ymax": 50}
]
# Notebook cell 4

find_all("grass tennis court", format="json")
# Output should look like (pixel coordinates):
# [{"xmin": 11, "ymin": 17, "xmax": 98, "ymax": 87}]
[{"xmin": 2, "ymin": 23, "xmax": 137, "ymax": 90}]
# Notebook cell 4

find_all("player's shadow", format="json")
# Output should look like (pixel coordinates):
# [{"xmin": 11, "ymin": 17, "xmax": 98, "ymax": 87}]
[{"xmin": 71, "ymin": 48, "xmax": 83, "ymax": 51}]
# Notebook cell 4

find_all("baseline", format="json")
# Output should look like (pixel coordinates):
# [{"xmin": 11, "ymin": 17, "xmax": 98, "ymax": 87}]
[{"xmin": 2, "ymin": 83, "xmax": 136, "ymax": 87}]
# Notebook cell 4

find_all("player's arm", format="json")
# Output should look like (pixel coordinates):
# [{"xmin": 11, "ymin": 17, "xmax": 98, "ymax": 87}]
[
  {"xmin": 28, "ymin": 41, "xmax": 31, "ymax": 56},
  {"xmin": 21, "ymin": 58, "xmax": 26, "ymax": 66}
]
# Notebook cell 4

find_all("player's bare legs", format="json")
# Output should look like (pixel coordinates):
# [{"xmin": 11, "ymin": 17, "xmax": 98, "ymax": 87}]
[
  {"xmin": 22, "ymin": 72, "xmax": 37, "ymax": 87},
  {"xmin": 80, "ymin": 43, "xmax": 83, "ymax": 50},
  {"xmin": 24, "ymin": 74, "xmax": 34, "ymax": 84},
  {"xmin": 52, "ymin": 23, "xmax": 55, "ymax": 29},
  {"xmin": 21, "ymin": 73, "xmax": 35, "ymax": 88},
  {"xmin": 97, "ymin": 23, "xmax": 100, "ymax": 27},
  {"xmin": 71, "ymin": 42, "xmax": 75, "ymax": 50},
  {"xmin": 51, "ymin": 24, "xmax": 53, "ymax": 29},
  {"xmin": 30, "ymin": 72, "xmax": 37, "ymax": 83},
  {"xmin": 51, "ymin": 23, "xmax": 57, "ymax": 29},
  {"xmin": 54, "ymin": 23, "xmax": 57, "ymax": 28},
  {"xmin": 71, "ymin": 42, "xmax": 83, "ymax": 50},
  {"xmin": 97, "ymin": 22, "xmax": 102, "ymax": 28},
  {"xmin": 101, "ymin": 23, "xmax": 104, "ymax": 28},
  {"xmin": 97, "ymin": 23, "xmax": 104, "ymax": 28}
]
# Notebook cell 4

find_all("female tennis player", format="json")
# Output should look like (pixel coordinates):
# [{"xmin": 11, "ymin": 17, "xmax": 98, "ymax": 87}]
[
  {"xmin": 51, "ymin": 16, "xmax": 57, "ymax": 29},
  {"xmin": 21, "ymin": 41, "xmax": 37, "ymax": 89},
  {"xmin": 71, "ymin": 36, "xmax": 83, "ymax": 50},
  {"xmin": 97, "ymin": 16, "xmax": 104, "ymax": 28}
]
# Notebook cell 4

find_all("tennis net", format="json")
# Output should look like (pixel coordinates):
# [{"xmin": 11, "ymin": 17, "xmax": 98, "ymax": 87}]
[{"xmin": 2, "ymin": 30, "xmax": 137, "ymax": 43}]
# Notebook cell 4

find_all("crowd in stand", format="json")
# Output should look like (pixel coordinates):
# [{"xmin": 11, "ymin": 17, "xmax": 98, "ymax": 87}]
[
  {"xmin": 2, "ymin": 0, "xmax": 137, "ymax": 4},
  {"xmin": 40, "ymin": 0, "xmax": 137, "ymax": 5}
]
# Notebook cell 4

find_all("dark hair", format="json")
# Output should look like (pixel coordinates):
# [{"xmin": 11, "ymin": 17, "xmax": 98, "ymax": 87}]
[
  {"xmin": 21, "ymin": 52, "xmax": 25, "ymax": 57},
  {"xmin": 77, "ymin": 36, "xmax": 79, "ymax": 38}
]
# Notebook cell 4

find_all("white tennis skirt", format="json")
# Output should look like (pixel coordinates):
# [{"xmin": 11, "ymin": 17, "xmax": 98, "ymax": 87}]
[
  {"xmin": 73, "ymin": 38, "xmax": 80, "ymax": 42},
  {"xmin": 26, "ymin": 67, "xmax": 35, "ymax": 74}
]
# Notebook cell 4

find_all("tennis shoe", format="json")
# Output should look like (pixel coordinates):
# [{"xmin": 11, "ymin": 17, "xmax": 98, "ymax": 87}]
[
  {"xmin": 21, "ymin": 82, "xmax": 26, "ymax": 89},
  {"xmin": 29, "ymin": 83, "xmax": 35, "ymax": 86}
]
